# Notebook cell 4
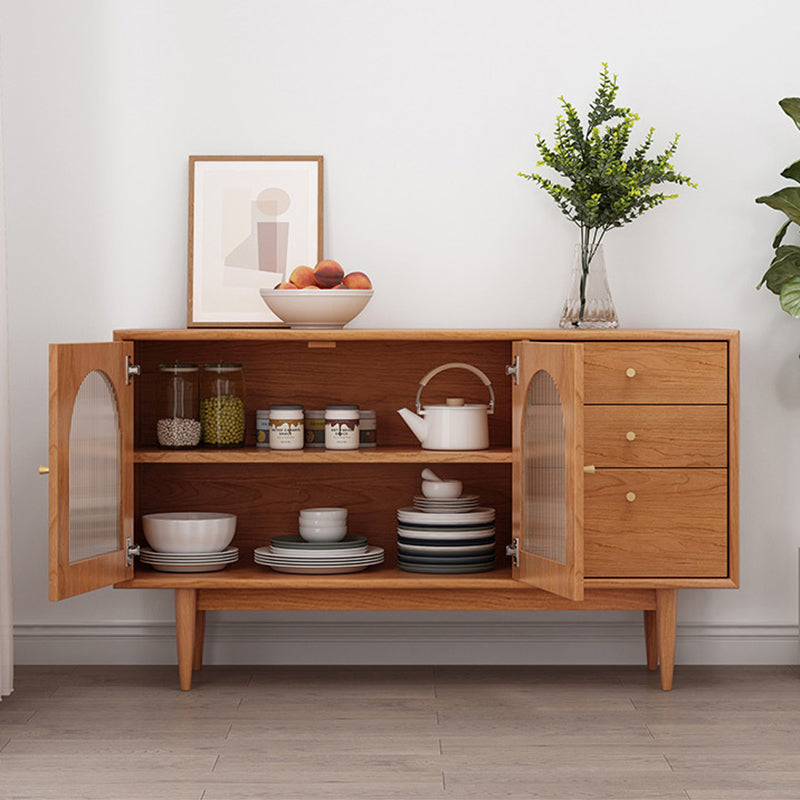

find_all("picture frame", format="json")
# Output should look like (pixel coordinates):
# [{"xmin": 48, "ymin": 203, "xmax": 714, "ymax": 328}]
[{"xmin": 187, "ymin": 155, "xmax": 323, "ymax": 327}]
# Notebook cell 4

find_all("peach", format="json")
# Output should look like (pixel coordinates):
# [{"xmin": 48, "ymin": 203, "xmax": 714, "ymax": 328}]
[
  {"xmin": 289, "ymin": 265, "xmax": 316, "ymax": 288},
  {"xmin": 331, "ymin": 283, "xmax": 350, "ymax": 290},
  {"xmin": 313, "ymin": 259, "xmax": 345, "ymax": 288},
  {"xmin": 342, "ymin": 271, "xmax": 372, "ymax": 290},
  {"xmin": 301, "ymin": 284, "xmax": 321, "ymax": 289},
  {"xmin": 273, "ymin": 281, "xmax": 297, "ymax": 289}
]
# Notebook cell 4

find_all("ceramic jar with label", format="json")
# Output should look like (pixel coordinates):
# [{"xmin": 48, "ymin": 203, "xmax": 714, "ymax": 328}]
[
  {"xmin": 255, "ymin": 410, "xmax": 270, "ymax": 448},
  {"xmin": 359, "ymin": 409, "xmax": 377, "ymax": 448},
  {"xmin": 269, "ymin": 404, "xmax": 304, "ymax": 450},
  {"xmin": 200, "ymin": 363, "xmax": 246, "ymax": 448},
  {"xmin": 156, "ymin": 363, "xmax": 201, "ymax": 449},
  {"xmin": 325, "ymin": 405, "xmax": 360, "ymax": 450},
  {"xmin": 304, "ymin": 410, "xmax": 325, "ymax": 448}
]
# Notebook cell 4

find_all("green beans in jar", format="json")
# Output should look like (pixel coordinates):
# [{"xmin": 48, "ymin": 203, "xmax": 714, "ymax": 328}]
[{"xmin": 200, "ymin": 363, "xmax": 246, "ymax": 448}]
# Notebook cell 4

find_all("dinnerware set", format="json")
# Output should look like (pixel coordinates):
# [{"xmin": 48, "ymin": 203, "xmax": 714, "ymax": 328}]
[
  {"xmin": 140, "ymin": 512, "xmax": 239, "ymax": 572},
  {"xmin": 397, "ymin": 477, "xmax": 496, "ymax": 573}
]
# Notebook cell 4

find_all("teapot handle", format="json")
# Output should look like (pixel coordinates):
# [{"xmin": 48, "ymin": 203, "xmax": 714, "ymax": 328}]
[{"xmin": 416, "ymin": 362, "xmax": 495, "ymax": 415}]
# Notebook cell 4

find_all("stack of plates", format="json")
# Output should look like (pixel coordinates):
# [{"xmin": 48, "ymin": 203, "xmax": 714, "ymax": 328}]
[
  {"xmin": 254, "ymin": 534, "xmax": 384, "ymax": 574},
  {"xmin": 397, "ymin": 506, "xmax": 496, "ymax": 574},
  {"xmin": 139, "ymin": 546, "xmax": 239, "ymax": 573},
  {"xmin": 412, "ymin": 494, "xmax": 480, "ymax": 513}
]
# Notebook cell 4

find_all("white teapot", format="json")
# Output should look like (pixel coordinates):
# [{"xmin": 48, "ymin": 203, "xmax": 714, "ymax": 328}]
[{"xmin": 397, "ymin": 362, "xmax": 495, "ymax": 450}]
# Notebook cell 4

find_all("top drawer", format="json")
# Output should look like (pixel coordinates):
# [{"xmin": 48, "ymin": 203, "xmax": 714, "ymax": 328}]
[{"xmin": 583, "ymin": 342, "xmax": 728, "ymax": 404}]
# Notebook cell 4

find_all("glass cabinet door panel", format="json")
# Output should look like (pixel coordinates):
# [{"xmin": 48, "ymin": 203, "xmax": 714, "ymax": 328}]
[
  {"xmin": 512, "ymin": 341, "xmax": 584, "ymax": 600},
  {"xmin": 49, "ymin": 343, "xmax": 134, "ymax": 600}
]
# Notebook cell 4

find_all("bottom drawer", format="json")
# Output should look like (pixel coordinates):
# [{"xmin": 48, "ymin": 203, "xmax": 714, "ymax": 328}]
[{"xmin": 584, "ymin": 469, "xmax": 728, "ymax": 578}]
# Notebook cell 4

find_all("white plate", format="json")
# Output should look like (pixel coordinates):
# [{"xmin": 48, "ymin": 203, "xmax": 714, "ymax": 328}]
[
  {"xmin": 397, "ymin": 507, "xmax": 495, "ymax": 525},
  {"xmin": 148, "ymin": 562, "xmax": 234, "ymax": 573},
  {"xmin": 139, "ymin": 546, "xmax": 238, "ymax": 561},
  {"xmin": 140, "ymin": 555, "xmax": 239, "ymax": 565},
  {"xmin": 397, "ymin": 542, "xmax": 496, "ymax": 555},
  {"xmin": 263, "ymin": 563, "xmax": 379, "ymax": 574},
  {"xmin": 397, "ymin": 529, "xmax": 495, "ymax": 541},
  {"xmin": 255, "ymin": 545, "xmax": 369, "ymax": 560}
]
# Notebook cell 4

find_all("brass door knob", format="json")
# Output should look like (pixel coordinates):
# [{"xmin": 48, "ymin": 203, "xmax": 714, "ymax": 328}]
[
  {"xmin": 38, "ymin": 465, "xmax": 50, "ymax": 475},
  {"xmin": 626, "ymin": 431, "xmax": 636, "ymax": 441},
  {"xmin": 626, "ymin": 491, "xmax": 636, "ymax": 502},
  {"xmin": 625, "ymin": 368, "xmax": 637, "ymax": 378}
]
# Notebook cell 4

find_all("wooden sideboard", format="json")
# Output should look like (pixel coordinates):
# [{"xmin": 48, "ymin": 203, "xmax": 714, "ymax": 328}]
[{"xmin": 47, "ymin": 329, "xmax": 739, "ymax": 690}]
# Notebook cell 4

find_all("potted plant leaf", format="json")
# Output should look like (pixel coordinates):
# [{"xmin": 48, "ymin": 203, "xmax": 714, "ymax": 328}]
[
  {"xmin": 756, "ymin": 99, "xmax": 800, "ymax": 317},
  {"xmin": 520, "ymin": 64, "xmax": 696, "ymax": 328}
]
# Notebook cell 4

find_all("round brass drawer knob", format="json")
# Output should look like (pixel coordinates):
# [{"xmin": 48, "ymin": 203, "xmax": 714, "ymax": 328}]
[
  {"xmin": 626, "ymin": 491, "xmax": 636, "ymax": 502},
  {"xmin": 38, "ymin": 465, "xmax": 50, "ymax": 475},
  {"xmin": 626, "ymin": 431, "xmax": 636, "ymax": 441},
  {"xmin": 625, "ymin": 368, "xmax": 637, "ymax": 378}
]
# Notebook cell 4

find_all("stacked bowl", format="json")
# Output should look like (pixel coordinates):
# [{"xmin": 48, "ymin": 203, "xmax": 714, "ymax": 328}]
[
  {"xmin": 140, "ymin": 512, "xmax": 239, "ymax": 572},
  {"xmin": 254, "ymin": 507, "xmax": 384, "ymax": 574},
  {"xmin": 397, "ymin": 478, "xmax": 496, "ymax": 574}
]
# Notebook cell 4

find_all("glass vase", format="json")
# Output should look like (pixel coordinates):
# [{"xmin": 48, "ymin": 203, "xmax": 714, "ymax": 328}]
[{"xmin": 559, "ymin": 243, "xmax": 619, "ymax": 329}]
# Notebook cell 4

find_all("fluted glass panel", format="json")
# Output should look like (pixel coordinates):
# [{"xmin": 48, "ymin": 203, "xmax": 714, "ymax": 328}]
[
  {"xmin": 523, "ymin": 370, "xmax": 566, "ymax": 563},
  {"xmin": 69, "ymin": 370, "xmax": 120, "ymax": 563}
]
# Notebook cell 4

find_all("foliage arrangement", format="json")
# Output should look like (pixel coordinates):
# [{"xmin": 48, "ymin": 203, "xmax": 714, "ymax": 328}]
[
  {"xmin": 519, "ymin": 64, "xmax": 696, "ymax": 323},
  {"xmin": 755, "ymin": 99, "xmax": 800, "ymax": 317}
]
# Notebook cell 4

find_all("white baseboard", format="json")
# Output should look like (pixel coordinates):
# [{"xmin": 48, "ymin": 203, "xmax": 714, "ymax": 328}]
[{"xmin": 14, "ymin": 620, "xmax": 800, "ymax": 665}]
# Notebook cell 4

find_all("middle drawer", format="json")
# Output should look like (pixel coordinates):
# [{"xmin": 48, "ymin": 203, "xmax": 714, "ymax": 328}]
[{"xmin": 584, "ymin": 405, "xmax": 728, "ymax": 468}]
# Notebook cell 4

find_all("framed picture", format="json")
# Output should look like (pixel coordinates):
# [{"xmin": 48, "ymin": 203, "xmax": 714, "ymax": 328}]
[{"xmin": 187, "ymin": 155, "xmax": 323, "ymax": 327}]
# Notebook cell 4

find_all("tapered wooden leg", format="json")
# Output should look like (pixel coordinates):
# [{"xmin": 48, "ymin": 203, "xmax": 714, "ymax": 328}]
[
  {"xmin": 174, "ymin": 588, "xmax": 197, "ymax": 691},
  {"xmin": 193, "ymin": 609, "xmax": 206, "ymax": 672},
  {"xmin": 655, "ymin": 589, "xmax": 677, "ymax": 691},
  {"xmin": 644, "ymin": 610, "xmax": 658, "ymax": 670}
]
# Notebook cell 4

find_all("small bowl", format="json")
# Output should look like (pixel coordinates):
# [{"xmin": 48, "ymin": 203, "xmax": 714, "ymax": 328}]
[
  {"xmin": 142, "ymin": 512, "xmax": 236, "ymax": 553},
  {"xmin": 299, "ymin": 507, "xmax": 348, "ymax": 522},
  {"xmin": 421, "ymin": 479, "xmax": 463, "ymax": 499},
  {"xmin": 259, "ymin": 289, "xmax": 373, "ymax": 329},
  {"xmin": 298, "ymin": 526, "xmax": 348, "ymax": 543}
]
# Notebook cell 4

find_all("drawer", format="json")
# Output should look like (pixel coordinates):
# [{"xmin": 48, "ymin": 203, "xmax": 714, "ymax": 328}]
[
  {"xmin": 584, "ymin": 469, "xmax": 728, "ymax": 578},
  {"xmin": 583, "ymin": 342, "xmax": 728, "ymax": 404},
  {"xmin": 584, "ymin": 405, "xmax": 728, "ymax": 468}
]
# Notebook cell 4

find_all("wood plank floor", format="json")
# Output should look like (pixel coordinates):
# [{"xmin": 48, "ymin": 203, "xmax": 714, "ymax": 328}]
[{"xmin": 1, "ymin": 665, "xmax": 799, "ymax": 799}]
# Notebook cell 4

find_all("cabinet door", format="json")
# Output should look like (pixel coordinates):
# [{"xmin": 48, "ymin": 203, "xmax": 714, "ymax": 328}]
[
  {"xmin": 512, "ymin": 342, "xmax": 584, "ymax": 600},
  {"xmin": 49, "ymin": 343, "xmax": 135, "ymax": 600}
]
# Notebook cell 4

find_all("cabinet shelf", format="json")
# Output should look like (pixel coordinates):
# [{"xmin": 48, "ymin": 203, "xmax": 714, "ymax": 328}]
[{"xmin": 134, "ymin": 446, "xmax": 513, "ymax": 464}]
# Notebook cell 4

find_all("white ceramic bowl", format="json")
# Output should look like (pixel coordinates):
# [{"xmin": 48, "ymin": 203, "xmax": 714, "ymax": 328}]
[
  {"xmin": 142, "ymin": 512, "xmax": 237, "ymax": 553},
  {"xmin": 298, "ymin": 525, "xmax": 348, "ymax": 543},
  {"xmin": 299, "ymin": 507, "xmax": 348, "ymax": 522},
  {"xmin": 421, "ymin": 479, "xmax": 463, "ymax": 499},
  {"xmin": 259, "ymin": 289, "xmax": 373, "ymax": 329}
]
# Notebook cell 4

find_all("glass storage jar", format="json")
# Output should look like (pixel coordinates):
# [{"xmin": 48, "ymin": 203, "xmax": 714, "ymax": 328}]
[
  {"xmin": 200, "ymin": 363, "xmax": 246, "ymax": 448},
  {"xmin": 156, "ymin": 363, "xmax": 201, "ymax": 449}
]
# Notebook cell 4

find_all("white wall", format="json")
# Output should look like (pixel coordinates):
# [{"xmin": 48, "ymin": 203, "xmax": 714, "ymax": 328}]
[{"xmin": 3, "ymin": 0, "xmax": 800, "ymax": 665}]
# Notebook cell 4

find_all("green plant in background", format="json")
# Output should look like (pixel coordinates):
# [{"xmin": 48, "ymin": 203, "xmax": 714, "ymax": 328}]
[
  {"xmin": 756, "ymin": 99, "xmax": 800, "ymax": 318},
  {"xmin": 519, "ymin": 64, "xmax": 696, "ymax": 324}
]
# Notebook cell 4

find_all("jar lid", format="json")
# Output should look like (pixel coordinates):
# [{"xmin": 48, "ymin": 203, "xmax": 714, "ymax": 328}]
[
  {"xmin": 158, "ymin": 363, "xmax": 199, "ymax": 372},
  {"xmin": 203, "ymin": 362, "xmax": 242, "ymax": 372},
  {"xmin": 325, "ymin": 404, "xmax": 360, "ymax": 410},
  {"xmin": 359, "ymin": 409, "xmax": 376, "ymax": 418},
  {"xmin": 270, "ymin": 404, "xmax": 304, "ymax": 410},
  {"xmin": 304, "ymin": 410, "xmax": 326, "ymax": 417},
  {"xmin": 256, "ymin": 410, "xmax": 270, "ymax": 417}
]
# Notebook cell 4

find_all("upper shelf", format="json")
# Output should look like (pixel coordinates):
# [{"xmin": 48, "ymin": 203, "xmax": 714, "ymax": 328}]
[{"xmin": 134, "ymin": 446, "xmax": 513, "ymax": 464}]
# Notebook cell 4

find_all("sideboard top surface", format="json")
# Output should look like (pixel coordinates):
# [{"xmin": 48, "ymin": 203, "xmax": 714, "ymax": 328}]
[{"xmin": 112, "ymin": 328, "xmax": 739, "ymax": 343}]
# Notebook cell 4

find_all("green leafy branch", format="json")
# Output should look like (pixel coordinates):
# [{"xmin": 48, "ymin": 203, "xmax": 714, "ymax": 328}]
[
  {"xmin": 519, "ymin": 64, "xmax": 696, "ymax": 299},
  {"xmin": 756, "ymin": 98, "xmax": 800, "ymax": 317}
]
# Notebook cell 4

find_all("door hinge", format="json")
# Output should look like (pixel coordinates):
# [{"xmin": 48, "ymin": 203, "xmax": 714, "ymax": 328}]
[
  {"xmin": 505, "ymin": 356, "xmax": 519, "ymax": 385},
  {"xmin": 505, "ymin": 537, "xmax": 519, "ymax": 567},
  {"xmin": 126, "ymin": 538, "xmax": 141, "ymax": 566},
  {"xmin": 126, "ymin": 355, "xmax": 141, "ymax": 385}
]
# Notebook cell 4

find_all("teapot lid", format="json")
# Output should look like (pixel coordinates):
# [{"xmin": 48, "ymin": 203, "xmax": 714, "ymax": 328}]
[{"xmin": 445, "ymin": 398, "xmax": 465, "ymax": 406}]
